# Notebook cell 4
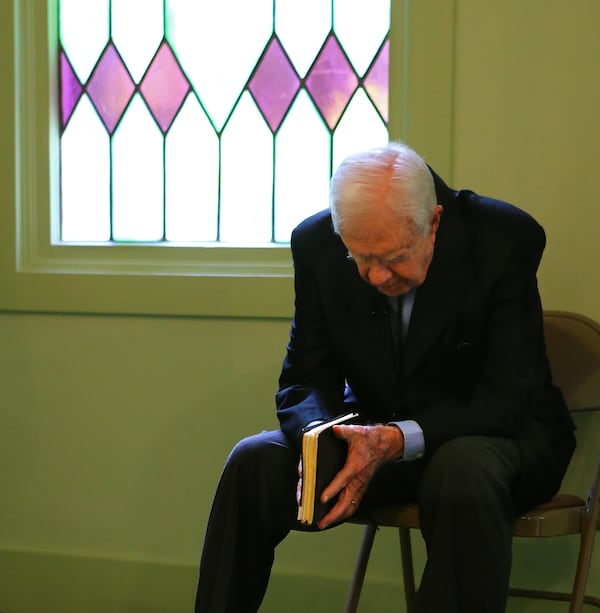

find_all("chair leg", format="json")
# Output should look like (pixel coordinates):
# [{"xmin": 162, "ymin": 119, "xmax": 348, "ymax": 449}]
[
  {"xmin": 569, "ymin": 509, "xmax": 600, "ymax": 613},
  {"xmin": 344, "ymin": 523, "xmax": 377, "ymax": 613},
  {"xmin": 399, "ymin": 527, "xmax": 417, "ymax": 613}
]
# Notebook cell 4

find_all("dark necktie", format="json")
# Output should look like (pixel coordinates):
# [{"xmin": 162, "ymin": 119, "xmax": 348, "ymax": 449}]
[
  {"xmin": 395, "ymin": 294, "xmax": 405, "ymax": 370},
  {"xmin": 387, "ymin": 294, "xmax": 404, "ymax": 371}
]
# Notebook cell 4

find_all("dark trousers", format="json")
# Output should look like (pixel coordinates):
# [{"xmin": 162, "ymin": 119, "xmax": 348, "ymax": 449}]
[{"xmin": 194, "ymin": 430, "xmax": 521, "ymax": 613}]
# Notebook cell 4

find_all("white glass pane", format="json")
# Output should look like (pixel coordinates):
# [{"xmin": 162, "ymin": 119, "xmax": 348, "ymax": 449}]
[
  {"xmin": 166, "ymin": 0, "xmax": 272, "ymax": 130},
  {"xmin": 112, "ymin": 94, "xmax": 164, "ymax": 241},
  {"xmin": 61, "ymin": 95, "xmax": 110, "ymax": 241},
  {"xmin": 58, "ymin": 0, "xmax": 390, "ymax": 245},
  {"xmin": 276, "ymin": 0, "xmax": 331, "ymax": 77},
  {"xmin": 274, "ymin": 91, "xmax": 330, "ymax": 242},
  {"xmin": 334, "ymin": 0, "xmax": 390, "ymax": 75},
  {"xmin": 333, "ymin": 89, "xmax": 388, "ymax": 172},
  {"xmin": 112, "ymin": 0, "xmax": 164, "ymax": 83},
  {"xmin": 166, "ymin": 96, "xmax": 219, "ymax": 242},
  {"xmin": 220, "ymin": 93, "xmax": 273, "ymax": 244},
  {"xmin": 60, "ymin": 0, "xmax": 109, "ymax": 82}
]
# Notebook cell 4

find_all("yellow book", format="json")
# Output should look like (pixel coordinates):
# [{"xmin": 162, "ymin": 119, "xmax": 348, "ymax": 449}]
[{"xmin": 297, "ymin": 412, "xmax": 358, "ymax": 526}]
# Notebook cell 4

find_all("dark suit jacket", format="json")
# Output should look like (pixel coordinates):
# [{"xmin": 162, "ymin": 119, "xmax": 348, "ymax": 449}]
[{"xmin": 276, "ymin": 171, "xmax": 575, "ymax": 514}]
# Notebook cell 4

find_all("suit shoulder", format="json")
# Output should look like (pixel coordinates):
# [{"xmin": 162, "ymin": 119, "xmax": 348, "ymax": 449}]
[
  {"xmin": 291, "ymin": 209, "xmax": 335, "ymax": 250},
  {"xmin": 460, "ymin": 190, "xmax": 546, "ymax": 250},
  {"xmin": 431, "ymin": 168, "xmax": 545, "ymax": 249}
]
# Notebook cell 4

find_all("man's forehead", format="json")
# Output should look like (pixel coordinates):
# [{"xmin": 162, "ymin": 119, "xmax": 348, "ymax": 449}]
[{"xmin": 342, "ymin": 213, "xmax": 415, "ymax": 241}]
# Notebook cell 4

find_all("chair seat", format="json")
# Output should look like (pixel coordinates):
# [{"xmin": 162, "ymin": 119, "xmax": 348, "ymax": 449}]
[
  {"xmin": 351, "ymin": 504, "xmax": 419, "ymax": 530},
  {"xmin": 514, "ymin": 494, "xmax": 586, "ymax": 537},
  {"xmin": 351, "ymin": 492, "xmax": 587, "ymax": 537}
]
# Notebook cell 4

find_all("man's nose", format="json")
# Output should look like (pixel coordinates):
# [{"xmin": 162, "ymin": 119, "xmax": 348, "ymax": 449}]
[{"xmin": 367, "ymin": 262, "xmax": 393, "ymax": 286}]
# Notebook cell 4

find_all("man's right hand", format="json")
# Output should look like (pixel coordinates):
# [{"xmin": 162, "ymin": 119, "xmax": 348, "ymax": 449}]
[{"xmin": 317, "ymin": 423, "xmax": 404, "ymax": 529}]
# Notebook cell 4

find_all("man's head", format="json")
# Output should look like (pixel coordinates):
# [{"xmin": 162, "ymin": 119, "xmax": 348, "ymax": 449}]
[{"xmin": 330, "ymin": 142, "xmax": 443, "ymax": 297}]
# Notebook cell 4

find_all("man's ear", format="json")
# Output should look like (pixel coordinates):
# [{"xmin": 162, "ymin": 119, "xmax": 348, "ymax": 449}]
[{"xmin": 430, "ymin": 205, "xmax": 443, "ymax": 236}]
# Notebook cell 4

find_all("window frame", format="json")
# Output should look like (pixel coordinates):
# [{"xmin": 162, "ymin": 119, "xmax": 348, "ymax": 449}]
[{"xmin": 0, "ymin": 0, "xmax": 455, "ymax": 318}]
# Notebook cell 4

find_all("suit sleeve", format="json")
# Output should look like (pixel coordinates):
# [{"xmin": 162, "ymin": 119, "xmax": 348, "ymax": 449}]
[{"xmin": 276, "ymin": 225, "xmax": 348, "ymax": 450}]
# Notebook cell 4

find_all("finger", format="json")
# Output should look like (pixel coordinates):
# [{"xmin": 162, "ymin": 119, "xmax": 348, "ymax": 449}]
[
  {"xmin": 320, "ymin": 467, "xmax": 351, "ymax": 504},
  {"xmin": 331, "ymin": 424, "xmax": 355, "ymax": 441},
  {"xmin": 319, "ymin": 435, "xmax": 361, "ymax": 503},
  {"xmin": 318, "ymin": 501, "xmax": 346, "ymax": 529},
  {"xmin": 318, "ymin": 491, "xmax": 359, "ymax": 530},
  {"xmin": 296, "ymin": 478, "xmax": 303, "ymax": 506}
]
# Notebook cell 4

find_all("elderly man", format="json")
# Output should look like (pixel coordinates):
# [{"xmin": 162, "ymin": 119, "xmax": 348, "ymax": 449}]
[{"xmin": 195, "ymin": 142, "xmax": 575, "ymax": 613}]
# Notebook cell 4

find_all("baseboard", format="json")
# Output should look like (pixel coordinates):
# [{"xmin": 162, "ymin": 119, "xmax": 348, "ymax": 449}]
[
  {"xmin": 0, "ymin": 548, "xmax": 197, "ymax": 613},
  {"xmin": 0, "ymin": 547, "xmax": 405, "ymax": 613},
  {"xmin": 2, "ymin": 546, "xmax": 588, "ymax": 613},
  {"xmin": 264, "ymin": 571, "xmax": 403, "ymax": 612}
]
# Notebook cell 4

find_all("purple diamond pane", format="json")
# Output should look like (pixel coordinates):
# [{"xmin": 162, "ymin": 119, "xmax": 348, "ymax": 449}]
[
  {"xmin": 305, "ymin": 35, "xmax": 358, "ymax": 130},
  {"xmin": 140, "ymin": 42, "xmax": 190, "ymax": 133},
  {"xmin": 87, "ymin": 44, "xmax": 135, "ymax": 134},
  {"xmin": 364, "ymin": 40, "xmax": 389, "ymax": 122},
  {"xmin": 60, "ymin": 52, "xmax": 83, "ymax": 128},
  {"xmin": 249, "ymin": 38, "xmax": 300, "ymax": 132}
]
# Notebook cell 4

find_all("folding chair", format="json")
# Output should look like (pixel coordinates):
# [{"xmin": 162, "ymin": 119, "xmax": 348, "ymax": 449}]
[{"xmin": 345, "ymin": 310, "xmax": 600, "ymax": 613}]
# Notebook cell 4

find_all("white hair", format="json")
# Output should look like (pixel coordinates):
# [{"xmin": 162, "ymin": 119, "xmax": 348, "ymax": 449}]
[{"xmin": 330, "ymin": 141, "xmax": 437, "ymax": 236}]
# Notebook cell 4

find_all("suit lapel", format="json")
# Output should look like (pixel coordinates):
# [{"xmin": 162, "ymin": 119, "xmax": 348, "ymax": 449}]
[
  {"xmin": 402, "ymin": 192, "xmax": 473, "ymax": 380},
  {"xmin": 335, "ymin": 253, "xmax": 400, "ymax": 389},
  {"xmin": 403, "ymin": 261, "xmax": 472, "ymax": 380}
]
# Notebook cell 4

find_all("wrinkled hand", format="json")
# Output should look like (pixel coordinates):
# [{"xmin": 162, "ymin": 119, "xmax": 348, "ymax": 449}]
[{"xmin": 317, "ymin": 424, "xmax": 404, "ymax": 529}]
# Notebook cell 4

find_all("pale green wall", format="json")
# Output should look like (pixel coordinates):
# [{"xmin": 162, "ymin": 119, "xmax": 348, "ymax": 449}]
[
  {"xmin": 1, "ymin": 1, "xmax": 599, "ymax": 612},
  {"xmin": 450, "ymin": 1, "xmax": 600, "ymax": 319}
]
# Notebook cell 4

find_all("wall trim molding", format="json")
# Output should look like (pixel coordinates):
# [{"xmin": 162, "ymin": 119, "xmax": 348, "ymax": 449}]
[{"xmin": 1, "ymin": 0, "xmax": 456, "ymax": 318}]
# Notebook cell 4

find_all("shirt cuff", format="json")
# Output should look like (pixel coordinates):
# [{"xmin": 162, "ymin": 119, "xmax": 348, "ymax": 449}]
[{"xmin": 388, "ymin": 420, "xmax": 425, "ymax": 461}]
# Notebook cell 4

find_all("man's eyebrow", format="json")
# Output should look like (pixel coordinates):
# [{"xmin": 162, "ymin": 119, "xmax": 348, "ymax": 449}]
[
  {"xmin": 386, "ymin": 251, "xmax": 409, "ymax": 259},
  {"xmin": 381, "ymin": 243, "xmax": 414, "ymax": 257},
  {"xmin": 348, "ymin": 246, "xmax": 412, "ymax": 261}
]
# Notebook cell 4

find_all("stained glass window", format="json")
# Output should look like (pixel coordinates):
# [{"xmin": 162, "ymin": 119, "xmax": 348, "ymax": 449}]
[{"xmin": 58, "ymin": 0, "xmax": 390, "ymax": 245}]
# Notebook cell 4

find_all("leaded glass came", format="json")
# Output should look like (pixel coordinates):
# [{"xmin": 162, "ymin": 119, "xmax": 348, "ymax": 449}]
[{"xmin": 59, "ymin": 0, "xmax": 390, "ymax": 244}]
